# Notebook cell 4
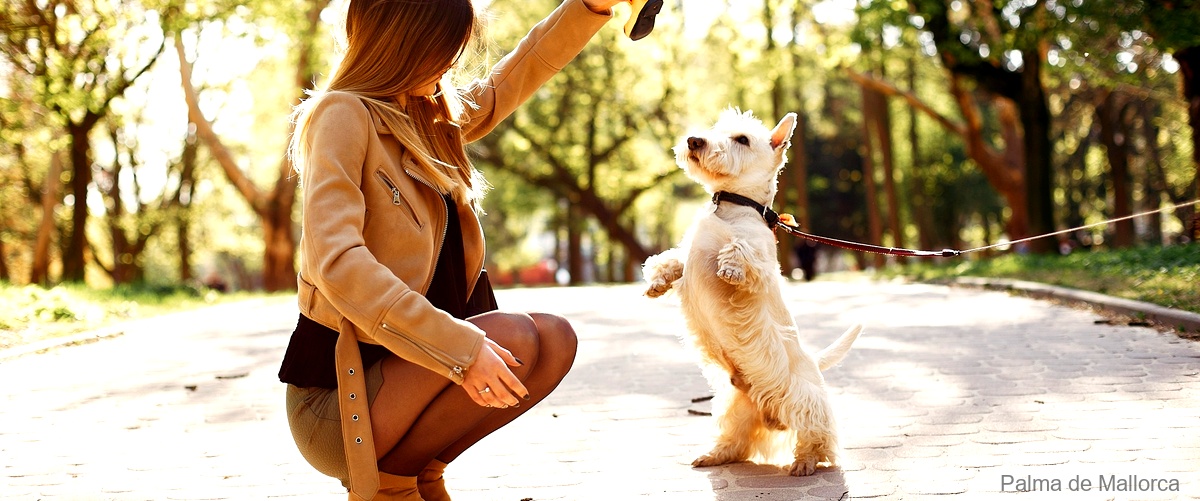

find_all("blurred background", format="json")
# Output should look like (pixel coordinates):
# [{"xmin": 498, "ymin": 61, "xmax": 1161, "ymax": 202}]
[{"xmin": 1, "ymin": 0, "xmax": 1197, "ymax": 294}]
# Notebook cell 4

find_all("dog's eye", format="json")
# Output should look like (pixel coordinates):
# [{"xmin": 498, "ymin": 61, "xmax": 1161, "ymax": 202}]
[{"xmin": 734, "ymin": 135, "xmax": 750, "ymax": 146}]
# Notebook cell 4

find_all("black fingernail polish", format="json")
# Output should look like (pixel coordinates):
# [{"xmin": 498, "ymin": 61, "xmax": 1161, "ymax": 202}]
[
  {"xmin": 515, "ymin": 357, "xmax": 525, "ymax": 366},
  {"xmin": 523, "ymin": 393, "xmax": 531, "ymax": 400}
]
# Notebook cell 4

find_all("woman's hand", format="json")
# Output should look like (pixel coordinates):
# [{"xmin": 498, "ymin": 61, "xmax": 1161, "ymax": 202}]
[
  {"xmin": 582, "ymin": 0, "xmax": 628, "ymax": 15},
  {"xmin": 462, "ymin": 337, "xmax": 529, "ymax": 408}
]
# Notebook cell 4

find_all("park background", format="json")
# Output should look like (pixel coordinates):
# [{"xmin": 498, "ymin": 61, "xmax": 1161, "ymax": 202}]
[{"xmin": 2, "ymin": 0, "xmax": 1198, "ymax": 346}]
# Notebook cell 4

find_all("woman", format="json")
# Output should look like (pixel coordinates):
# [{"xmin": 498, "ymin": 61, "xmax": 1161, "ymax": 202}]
[{"xmin": 278, "ymin": 0, "xmax": 626, "ymax": 499}]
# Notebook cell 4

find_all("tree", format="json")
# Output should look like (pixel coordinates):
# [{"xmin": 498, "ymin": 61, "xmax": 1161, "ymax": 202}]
[
  {"xmin": 1137, "ymin": 3, "xmax": 1200, "ymax": 240},
  {"xmin": 907, "ymin": 0, "xmax": 1058, "ymax": 253},
  {"xmin": 0, "ymin": 73, "xmax": 62, "ymax": 284},
  {"xmin": 1, "ymin": 0, "xmax": 166, "ymax": 281},
  {"xmin": 474, "ymin": 0, "xmax": 688, "ymax": 283},
  {"xmin": 171, "ymin": 0, "xmax": 330, "ymax": 291},
  {"xmin": 1055, "ymin": 0, "xmax": 1198, "ymax": 243}
]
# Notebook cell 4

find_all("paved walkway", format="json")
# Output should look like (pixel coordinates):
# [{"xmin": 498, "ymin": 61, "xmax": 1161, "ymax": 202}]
[{"xmin": 2, "ymin": 281, "xmax": 1198, "ymax": 500}]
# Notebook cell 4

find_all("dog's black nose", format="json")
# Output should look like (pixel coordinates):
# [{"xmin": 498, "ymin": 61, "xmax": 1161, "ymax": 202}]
[{"xmin": 687, "ymin": 137, "xmax": 706, "ymax": 151}]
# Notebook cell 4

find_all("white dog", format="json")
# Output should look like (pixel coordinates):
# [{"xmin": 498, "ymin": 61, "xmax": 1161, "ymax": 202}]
[{"xmin": 643, "ymin": 108, "xmax": 862, "ymax": 476}]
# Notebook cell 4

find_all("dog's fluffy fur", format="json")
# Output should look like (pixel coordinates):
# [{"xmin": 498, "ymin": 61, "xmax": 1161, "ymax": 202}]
[{"xmin": 643, "ymin": 108, "xmax": 862, "ymax": 476}]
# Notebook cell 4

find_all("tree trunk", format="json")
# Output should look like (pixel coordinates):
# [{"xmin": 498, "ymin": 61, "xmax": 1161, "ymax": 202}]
[
  {"xmin": 1062, "ymin": 103, "xmax": 1098, "ymax": 248},
  {"xmin": 106, "ymin": 154, "xmax": 134, "ymax": 284},
  {"xmin": 31, "ymin": 152, "xmax": 64, "ymax": 285},
  {"xmin": 1018, "ymin": 48, "xmax": 1056, "ymax": 253},
  {"xmin": 61, "ymin": 123, "xmax": 92, "ymax": 282},
  {"xmin": 262, "ymin": 207, "xmax": 296, "ymax": 291},
  {"xmin": 1096, "ymin": 89, "xmax": 1135, "ymax": 248},
  {"xmin": 1138, "ymin": 100, "xmax": 1164, "ymax": 245},
  {"xmin": 869, "ymin": 81, "xmax": 905, "ymax": 263},
  {"xmin": 907, "ymin": 56, "xmax": 936, "ymax": 251},
  {"xmin": 623, "ymin": 247, "xmax": 636, "ymax": 283},
  {"xmin": 1175, "ymin": 47, "xmax": 1200, "ymax": 241},
  {"xmin": 0, "ymin": 239, "xmax": 7, "ymax": 281},
  {"xmin": 177, "ymin": 221, "xmax": 192, "ymax": 282},
  {"xmin": 572, "ymin": 187, "xmax": 651, "ymax": 265},
  {"xmin": 176, "ymin": 138, "xmax": 200, "ymax": 282},
  {"xmin": 566, "ymin": 201, "xmax": 584, "ymax": 285},
  {"xmin": 176, "ymin": 30, "xmax": 301, "ymax": 291},
  {"xmin": 860, "ymin": 86, "xmax": 884, "ymax": 269}
]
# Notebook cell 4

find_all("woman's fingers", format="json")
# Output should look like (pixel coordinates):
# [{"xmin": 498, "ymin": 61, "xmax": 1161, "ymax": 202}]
[
  {"xmin": 463, "ymin": 344, "xmax": 527, "ymax": 408},
  {"xmin": 485, "ymin": 338, "xmax": 530, "ymax": 402},
  {"xmin": 485, "ymin": 337, "xmax": 524, "ymax": 368},
  {"xmin": 496, "ymin": 363, "xmax": 530, "ymax": 402}
]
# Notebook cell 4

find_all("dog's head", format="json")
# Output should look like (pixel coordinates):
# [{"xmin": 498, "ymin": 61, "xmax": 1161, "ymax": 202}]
[{"xmin": 673, "ymin": 108, "xmax": 798, "ymax": 201}]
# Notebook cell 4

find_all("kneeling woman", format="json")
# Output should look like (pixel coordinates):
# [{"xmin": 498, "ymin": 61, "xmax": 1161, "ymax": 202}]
[{"xmin": 278, "ymin": 0, "xmax": 624, "ymax": 499}]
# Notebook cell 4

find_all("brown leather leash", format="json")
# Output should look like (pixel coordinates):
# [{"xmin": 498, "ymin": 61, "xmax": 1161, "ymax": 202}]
[{"xmin": 713, "ymin": 191, "xmax": 1200, "ymax": 259}]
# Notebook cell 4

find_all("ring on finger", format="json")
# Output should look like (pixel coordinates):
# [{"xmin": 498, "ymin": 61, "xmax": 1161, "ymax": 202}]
[{"xmin": 479, "ymin": 386, "xmax": 491, "ymax": 395}]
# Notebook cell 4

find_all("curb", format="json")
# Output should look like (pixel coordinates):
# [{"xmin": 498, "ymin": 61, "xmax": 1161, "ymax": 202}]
[{"xmin": 950, "ymin": 277, "xmax": 1200, "ymax": 334}]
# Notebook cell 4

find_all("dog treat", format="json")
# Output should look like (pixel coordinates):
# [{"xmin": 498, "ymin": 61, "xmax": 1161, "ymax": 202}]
[{"xmin": 623, "ymin": 0, "xmax": 663, "ymax": 41}]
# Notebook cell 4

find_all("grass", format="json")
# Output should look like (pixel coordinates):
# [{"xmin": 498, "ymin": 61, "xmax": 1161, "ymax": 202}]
[
  {"xmin": 0, "ymin": 283, "xmax": 288, "ymax": 352},
  {"xmin": 879, "ymin": 244, "xmax": 1200, "ymax": 315}
]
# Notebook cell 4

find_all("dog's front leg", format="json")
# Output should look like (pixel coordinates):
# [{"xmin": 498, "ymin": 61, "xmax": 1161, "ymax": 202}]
[
  {"xmin": 716, "ymin": 238, "xmax": 757, "ymax": 287},
  {"xmin": 643, "ymin": 247, "xmax": 685, "ymax": 298}
]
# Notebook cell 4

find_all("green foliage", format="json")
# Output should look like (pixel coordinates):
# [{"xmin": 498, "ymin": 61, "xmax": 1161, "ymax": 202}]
[
  {"xmin": 1, "ymin": 0, "xmax": 1196, "ymax": 288},
  {"xmin": 471, "ymin": 0, "xmax": 695, "ymax": 275}
]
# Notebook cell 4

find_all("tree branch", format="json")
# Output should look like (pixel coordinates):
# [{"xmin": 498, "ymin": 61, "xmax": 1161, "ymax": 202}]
[
  {"xmin": 174, "ymin": 32, "xmax": 266, "ymax": 215},
  {"xmin": 845, "ymin": 68, "xmax": 965, "ymax": 135}
]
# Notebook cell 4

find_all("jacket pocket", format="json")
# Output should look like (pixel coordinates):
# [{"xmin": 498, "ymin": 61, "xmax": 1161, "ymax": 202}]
[{"xmin": 375, "ymin": 169, "xmax": 422, "ymax": 228}]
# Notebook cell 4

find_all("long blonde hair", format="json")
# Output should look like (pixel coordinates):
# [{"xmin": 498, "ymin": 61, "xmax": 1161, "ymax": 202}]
[{"xmin": 290, "ymin": 0, "xmax": 486, "ymax": 204}]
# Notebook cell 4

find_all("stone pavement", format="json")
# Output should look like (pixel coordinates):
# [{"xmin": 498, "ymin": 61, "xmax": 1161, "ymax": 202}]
[{"xmin": 2, "ymin": 280, "xmax": 1199, "ymax": 500}]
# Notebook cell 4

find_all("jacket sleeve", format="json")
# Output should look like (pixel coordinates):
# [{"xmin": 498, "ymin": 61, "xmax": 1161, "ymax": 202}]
[
  {"xmin": 299, "ymin": 92, "xmax": 485, "ymax": 383},
  {"xmin": 460, "ymin": 0, "xmax": 611, "ymax": 143}
]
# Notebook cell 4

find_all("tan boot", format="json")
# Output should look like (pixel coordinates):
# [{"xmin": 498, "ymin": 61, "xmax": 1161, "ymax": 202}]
[
  {"xmin": 353, "ymin": 472, "xmax": 422, "ymax": 501},
  {"xmin": 416, "ymin": 460, "xmax": 452, "ymax": 501}
]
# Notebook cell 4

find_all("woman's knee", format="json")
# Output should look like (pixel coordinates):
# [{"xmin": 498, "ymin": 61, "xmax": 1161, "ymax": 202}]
[
  {"xmin": 475, "ymin": 312, "xmax": 540, "ymax": 360},
  {"xmin": 530, "ymin": 313, "xmax": 578, "ymax": 359}
]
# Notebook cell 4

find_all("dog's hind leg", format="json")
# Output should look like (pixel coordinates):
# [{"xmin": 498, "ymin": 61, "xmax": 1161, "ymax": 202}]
[
  {"xmin": 788, "ymin": 430, "xmax": 837, "ymax": 476},
  {"xmin": 779, "ymin": 384, "xmax": 839, "ymax": 476},
  {"xmin": 693, "ymin": 389, "xmax": 763, "ymax": 468},
  {"xmin": 643, "ymin": 247, "xmax": 685, "ymax": 298}
]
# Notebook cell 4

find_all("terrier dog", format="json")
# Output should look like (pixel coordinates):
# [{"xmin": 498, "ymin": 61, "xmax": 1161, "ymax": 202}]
[{"xmin": 643, "ymin": 109, "xmax": 862, "ymax": 476}]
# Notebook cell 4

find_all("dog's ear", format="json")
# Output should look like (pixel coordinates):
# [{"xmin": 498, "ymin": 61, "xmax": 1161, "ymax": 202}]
[{"xmin": 770, "ymin": 113, "xmax": 798, "ymax": 150}]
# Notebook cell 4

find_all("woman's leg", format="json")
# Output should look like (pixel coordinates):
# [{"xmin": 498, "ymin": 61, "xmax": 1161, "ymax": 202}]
[
  {"xmin": 430, "ymin": 313, "xmax": 577, "ymax": 462},
  {"xmin": 369, "ymin": 311, "xmax": 578, "ymax": 476}
]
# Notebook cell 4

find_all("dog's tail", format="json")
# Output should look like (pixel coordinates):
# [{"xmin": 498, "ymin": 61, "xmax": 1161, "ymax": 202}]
[{"xmin": 816, "ymin": 324, "xmax": 863, "ymax": 371}]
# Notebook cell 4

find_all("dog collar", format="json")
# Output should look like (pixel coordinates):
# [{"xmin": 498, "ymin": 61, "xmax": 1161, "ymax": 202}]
[{"xmin": 712, "ymin": 191, "xmax": 779, "ymax": 229}]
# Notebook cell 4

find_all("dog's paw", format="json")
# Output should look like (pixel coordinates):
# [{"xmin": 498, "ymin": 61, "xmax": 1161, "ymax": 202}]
[
  {"xmin": 645, "ymin": 281, "xmax": 672, "ymax": 298},
  {"xmin": 692, "ymin": 453, "xmax": 733, "ymax": 468},
  {"xmin": 692, "ymin": 445, "xmax": 745, "ymax": 468},
  {"xmin": 787, "ymin": 456, "xmax": 819, "ymax": 476},
  {"xmin": 716, "ymin": 264, "xmax": 746, "ymax": 285}
]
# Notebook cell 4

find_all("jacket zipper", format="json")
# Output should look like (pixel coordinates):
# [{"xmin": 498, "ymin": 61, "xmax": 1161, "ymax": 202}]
[
  {"xmin": 404, "ymin": 168, "xmax": 450, "ymax": 294},
  {"xmin": 403, "ymin": 168, "xmax": 485, "ymax": 294},
  {"xmin": 379, "ymin": 322, "xmax": 465, "ymax": 379},
  {"xmin": 375, "ymin": 170, "xmax": 422, "ymax": 227}
]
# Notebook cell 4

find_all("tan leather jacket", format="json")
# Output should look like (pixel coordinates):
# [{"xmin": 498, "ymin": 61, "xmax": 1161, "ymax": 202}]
[{"xmin": 294, "ymin": 2, "xmax": 611, "ymax": 498}]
